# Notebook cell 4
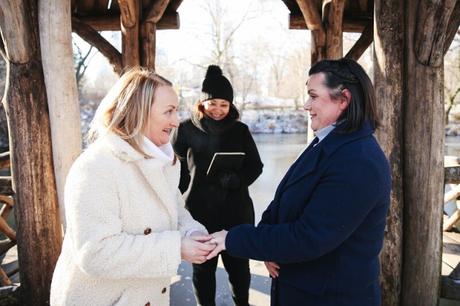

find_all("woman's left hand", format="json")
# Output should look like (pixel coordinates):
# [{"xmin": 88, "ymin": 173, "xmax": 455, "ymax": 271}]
[{"xmin": 207, "ymin": 230, "xmax": 228, "ymax": 259}]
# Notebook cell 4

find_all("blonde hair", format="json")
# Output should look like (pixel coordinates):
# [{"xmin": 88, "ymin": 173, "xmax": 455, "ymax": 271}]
[{"xmin": 88, "ymin": 67, "xmax": 173, "ymax": 158}]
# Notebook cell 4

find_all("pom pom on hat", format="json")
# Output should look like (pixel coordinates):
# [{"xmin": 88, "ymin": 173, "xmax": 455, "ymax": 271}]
[{"xmin": 201, "ymin": 65, "xmax": 233, "ymax": 103}]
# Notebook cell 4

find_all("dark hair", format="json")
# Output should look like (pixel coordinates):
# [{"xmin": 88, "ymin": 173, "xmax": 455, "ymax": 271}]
[{"xmin": 308, "ymin": 58, "xmax": 379, "ymax": 132}]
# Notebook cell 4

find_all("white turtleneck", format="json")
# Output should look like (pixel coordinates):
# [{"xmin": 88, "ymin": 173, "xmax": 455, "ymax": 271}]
[{"xmin": 142, "ymin": 136, "xmax": 175, "ymax": 163}]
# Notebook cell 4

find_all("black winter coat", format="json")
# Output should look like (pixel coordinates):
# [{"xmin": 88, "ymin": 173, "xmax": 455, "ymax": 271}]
[{"xmin": 172, "ymin": 117, "xmax": 263, "ymax": 232}]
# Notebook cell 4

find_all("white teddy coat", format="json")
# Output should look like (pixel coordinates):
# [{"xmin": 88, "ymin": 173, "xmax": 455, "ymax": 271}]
[{"xmin": 50, "ymin": 133, "xmax": 206, "ymax": 306}]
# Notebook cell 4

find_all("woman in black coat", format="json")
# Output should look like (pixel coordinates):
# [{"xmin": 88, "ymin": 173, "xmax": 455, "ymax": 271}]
[{"xmin": 172, "ymin": 65, "xmax": 263, "ymax": 306}]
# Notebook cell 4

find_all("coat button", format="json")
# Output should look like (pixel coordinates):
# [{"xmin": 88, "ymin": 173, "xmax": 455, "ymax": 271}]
[
  {"xmin": 145, "ymin": 303, "xmax": 150, "ymax": 306},
  {"xmin": 161, "ymin": 287, "xmax": 167, "ymax": 294},
  {"xmin": 144, "ymin": 228, "xmax": 152, "ymax": 235}
]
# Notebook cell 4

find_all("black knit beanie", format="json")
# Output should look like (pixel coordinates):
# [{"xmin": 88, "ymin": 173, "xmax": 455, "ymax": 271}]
[{"xmin": 201, "ymin": 65, "xmax": 234, "ymax": 103}]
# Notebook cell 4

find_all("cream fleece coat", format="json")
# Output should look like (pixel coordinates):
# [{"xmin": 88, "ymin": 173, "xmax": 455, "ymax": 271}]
[{"xmin": 50, "ymin": 133, "xmax": 206, "ymax": 306}]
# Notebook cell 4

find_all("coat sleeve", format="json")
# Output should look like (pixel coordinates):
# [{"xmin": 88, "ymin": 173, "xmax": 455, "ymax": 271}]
[
  {"xmin": 226, "ymin": 155, "xmax": 387, "ymax": 263},
  {"xmin": 176, "ymin": 189, "xmax": 208, "ymax": 236},
  {"xmin": 239, "ymin": 125, "xmax": 263, "ymax": 186},
  {"xmin": 66, "ymin": 158, "xmax": 181, "ymax": 280},
  {"xmin": 172, "ymin": 123, "xmax": 191, "ymax": 193}
]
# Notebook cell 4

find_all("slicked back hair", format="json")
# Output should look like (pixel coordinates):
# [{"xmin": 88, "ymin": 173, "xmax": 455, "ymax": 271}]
[{"xmin": 309, "ymin": 58, "xmax": 380, "ymax": 133}]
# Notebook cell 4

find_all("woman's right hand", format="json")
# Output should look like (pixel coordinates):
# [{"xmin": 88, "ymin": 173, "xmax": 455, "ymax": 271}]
[
  {"xmin": 181, "ymin": 235, "xmax": 215, "ymax": 264},
  {"xmin": 264, "ymin": 261, "xmax": 280, "ymax": 278}
]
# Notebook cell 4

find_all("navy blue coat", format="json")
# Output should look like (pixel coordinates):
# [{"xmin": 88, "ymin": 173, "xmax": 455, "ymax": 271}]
[{"xmin": 226, "ymin": 122, "xmax": 391, "ymax": 306}]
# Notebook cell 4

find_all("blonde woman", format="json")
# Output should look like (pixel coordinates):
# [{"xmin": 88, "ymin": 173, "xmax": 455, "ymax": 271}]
[{"xmin": 50, "ymin": 68, "xmax": 214, "ymax": 306}]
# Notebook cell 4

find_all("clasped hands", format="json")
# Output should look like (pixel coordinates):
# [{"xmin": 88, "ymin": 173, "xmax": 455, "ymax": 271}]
[
  {"xmin": 180, "ymin": 230, "xmax": 280, "ymax": 278},
  {"xmin": 180, "ymin": 230, "xmax": 227, "ymax": 264}
]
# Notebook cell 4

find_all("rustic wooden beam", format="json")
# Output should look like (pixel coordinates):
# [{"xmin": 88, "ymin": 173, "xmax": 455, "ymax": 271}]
[
  {"xmin": 325, "ymin": 0, "xmax": 345, "ymax": 59},
  {"xmin": 144, "ymin": 0, "xmax": 169, "ymax": 24},
  {"xmin": 289, "ymin": 14, "xmax": 369, "ymax": 33},
  {"xmin": 39, "ymin": 0, "xmax": 82, "ymax": 221},
  {"xmin": 169, "ymin": 0, "xmax": 184, "ymax": 11},
  {"xmin": 345, "ymin": 22, "xmax": 373, "ymax": 60},
  {"xmin": 141, "ymin": 22, "xmax": 156, "ymax": 69},
  {"xmin": 414, "ymin": 0, "xmax": 457, "ymax": 67},
  {"xmin": 0, "ymin": 37, "xmax": 6, "ymax": 60},
  {"xmin": 443, "ymin": 1, "xmax": 460, "ymax": 54},
  {"xmin": 72, "ymin": 17, "xmax": 123, "ymax": 75},
  {"xmin": 0, "ymin": 177, "xmax": 12, "ymax": 196},
  {"xmin": 0, "ymin": 0, "xmax": 62, "ymax": 304},
  {"xmin": 311, "ymin": 30, "xmax": 325, "ymax": 65},
  {"xmin": 358, "ymin": 0, "xmax": 368, "ymax": 12},
  {"xmin": 374, "ymin": 0, "xmax": 404, "ymax": 305},
  {"xmin": 0, "ymin": 2, "xmax": 34, "ymax": 63},
  {"xmin": 0, "ymin": 215, "xmax": 15, "ymax": 241},
  {"xmin": 0, "ymin": 152, "xmax": 10, "ymax": 170},
  {"xmin": 119, "ymin": 0, "xmax": 140, "ymax": 68},
  {"xmin": 401, "ymin": 0, "xmax": 445, "ymax": 304},
  {"xmin": 78, "ymin": 13, "xmax": 180, "ymax": 31},
  {"xmin": 118, "ymin": 0, "xmax": 137, "ymax": 28},
  {"xmin": 295, "ymin": 0, "xmax": 326, "ymax": 49}
]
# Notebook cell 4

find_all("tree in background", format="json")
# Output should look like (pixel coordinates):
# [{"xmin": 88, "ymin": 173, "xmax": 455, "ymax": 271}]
[
  {"xmin": 445, "ymin": 31, "xmax": 460, "ymax": 124},
  {"xmin": 72, "ymin": 39, "xmax": 95, "ymax": 91}
]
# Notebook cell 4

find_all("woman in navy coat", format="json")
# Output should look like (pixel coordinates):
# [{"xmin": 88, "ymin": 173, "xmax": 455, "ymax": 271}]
[{"xmin": 208, "ymin": 58, "xmax": 391, "ymax": 306}]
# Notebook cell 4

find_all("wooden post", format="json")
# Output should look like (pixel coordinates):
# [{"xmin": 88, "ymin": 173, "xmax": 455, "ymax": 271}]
[
  {"xmin": 39, "ymin": 0, "xmax": 82, "ymax": 224},
  {"xmin": 141, "ymin": 22, "xmax": 156, "ymax": 69},
  {"xmin": 400, "ymin": 0, "xmax": 449, "ymax": 304},
  {"xmin": 0, "ymin": 1, "xmax": 62, "ymax": 305},
  {"xmin": 295, "ymin": 0, "xmax": 326, "ymax": 65},
  {"xmin": 324, "ymin": 0, "xmax": 345, "ymax": 59},
  {"xmin": 140, "ymin": 0, "xmax": 170, "ymax": 70},
  {"xmin": 119, "ymin": 0, "xmax": 140, "ymax": 69},
  {"xmin": 374, "ymin": 1, "xmax": 404, "ymax": 305}
]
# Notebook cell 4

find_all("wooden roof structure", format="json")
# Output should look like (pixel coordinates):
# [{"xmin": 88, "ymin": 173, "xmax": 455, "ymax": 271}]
[{"xmin": 0, "ymin": 0, "xmax": 459, "ymax": 305}]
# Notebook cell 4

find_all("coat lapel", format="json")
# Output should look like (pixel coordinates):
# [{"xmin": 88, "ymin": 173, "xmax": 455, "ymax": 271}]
[
  {"xmin": 135, "ymin": 159, "xmax": 179, "ymax": 229},
  {"xmin": 283, "ymin": 144, "xmax": 323, "ymax": 190},
  {"xmin": 283, "ymin": 121, "xmax": 375, "ymax": 190}
]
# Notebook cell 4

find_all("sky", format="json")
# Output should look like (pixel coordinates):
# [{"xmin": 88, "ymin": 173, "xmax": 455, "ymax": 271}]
[{"xmin": 78, "ymin": 0, "xmax": 311, "ymax": 88}]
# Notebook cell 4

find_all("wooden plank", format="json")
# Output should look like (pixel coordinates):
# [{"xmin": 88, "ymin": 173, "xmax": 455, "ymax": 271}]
[
  {"xmin": 325, "ymin": 0, "xmax": 345, "ymax": 59},
  {"xmin": 414, "ymin": 0, "xmax": 457, "ymax": 67},
  {"xmin": 78, "ymin": 13, "xmax": 179, "ymax": 30},
  {"xmin": 443, "ymin": 237, "xmax": 460, "ymax": 269},
  {"xmin": 0, "ymin": 177, "xmax": 12, "ymax": 196},
  {"xmin": 345, "ymin": 22, "xmax": 373, "ymax": 60},
  {"xmin": 144, "ymin": 0, "xmax": 169, "ymax": 24},
  {"xmin": 373, "ymin": 1, "xmax": 404, "ymax": 305},
  {"xmin": 445, "ymin": 231, "xmax": 460, "ymax": 245},
  {"xmin": 289, "ymin": 14, "xmax": 369, "ymax": 33},
  {"xmin": 72, "ymin": 17, "xmax": 123, "ymax": 75},
  {"xmin": 0, "ymin": 152, "xmax": 10, "ymax": 170}
]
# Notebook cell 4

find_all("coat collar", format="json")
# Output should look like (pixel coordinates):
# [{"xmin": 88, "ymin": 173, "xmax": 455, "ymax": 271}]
[
  {"xmin": 284, "ymin": 121, "xmax": 374, "ymax": 189},
  {"xmin": 99, "ymin": 133, "xmax": 179, "ymax": 228},
  {"xmin": 321, "ymin": 121, "xmax": 374, "ymax": 156}
]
